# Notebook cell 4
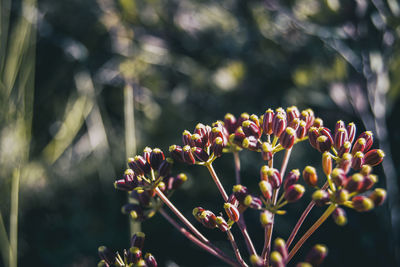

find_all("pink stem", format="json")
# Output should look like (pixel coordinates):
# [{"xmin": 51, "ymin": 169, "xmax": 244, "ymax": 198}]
[
  {"xmin": 206, "ymin": 164, "xmax": 229, "ymax": 201},
  {"xmin": 226, "ymin": 229, "xmax": 248, "ymax": 267}
]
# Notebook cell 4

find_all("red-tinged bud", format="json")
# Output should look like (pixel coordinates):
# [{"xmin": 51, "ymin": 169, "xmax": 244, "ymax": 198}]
[
  {"xmin": 332, "ymin": 207, "xmax": 347, "ymax": 226},
  {"xmin": 231, "ymin": 127, "xmax": 246, "ymax": 144},
  {"xmin": 319, "ymin": 127, "xmax": 333, "ymax": 141},
  {"xmin": 300, "ymin": 109, "xmax": 315, "ymax": 130},
  {"xmin": 244, "ymin": 195, "xmax": 262, "ymax": 209},
  {"xmin": 192, "ymin": 207, "xmax": 205, "ymax": 222},
  {"xmin": 334, "ymin": 128, "xmax": 348, "ymax": 150},
  {"xmin": 128, "ymin": 157, "xmax": 142, "ymax": 176},
  {"xmin": 237, "ymin": 112, "xmax": 250, "ymax": 127},
  {"xmin": 322, "ymin": 152, "xmax": 332, "ymax": 176},
  {"xmin": 351, "ymin": 151, "xmax": 364, "ymax": 170},
  {"xmin": 114, "ymin": 178, "xmax": 133, "ymax": 191},
  {"xmin": 275, "ymin": 107, "xmax": 286, "ymax": 116},
  {"xmin": 182, "ymin": 145, "xmax": 196, "ymax": 165},
  {"xmin": 233, "ymin": 184, "xmax": 249, "ymax": 203},
  {"xmin": 131, "ymin": 190, "xmax": 151, "ymax": 207},
  {"xmin": 316, "ymin": 135, "xmax": 332, "ymax": 153},
  {"xmin": 274, "ymin": 238, "xmax": 288, "ymax": 261},
  {"xmin": 228, "ymin": 194, "xmax": 238, "ymax": 206},
  {"xmin": 260, "ymin": 165, "xmax": 269, "ymax": 181},
  {"xmin": 167, "ymin": 173, "xmax": 187, "ymax": 190},
  {"xmin": 210, "ymin": 137, "xmax": 224, "ymax": 157},
  {"xmin": 358, "ymin": 131, "xmax": 373, "ymax": 152},
  {"xmin": 191, "ymin": 147, "xmax": 209, "ymax": 162},
  {"xmin": 287, "ymin": 106, "xmax": 300, "ymax": 123},
  {"xmin": 312, "ymin": 190, "xmax": 330, "ymax": 206},
  {"xmin": 128, "ymin": 247, "xmax": 142, "ymax": 264},
  {"xmin": 359, "ymin": 174, "xmax": 377, "ymax": 192},
  {"xmin": 289, "ymin": 117, "xmax": 300, "ymax": 131},
  {"xmin": 285, "ymin": 184, "xmax": 305, "ymax": 202},
  {"xmin": 351, "ymin": 138, "xmax": 366, "ymax": 155},
  {"xmin": 216, "ymin": 216, "xmax": 229, "ymax": 232},
  {"xmin": 347, "ymin": 122, "xmax": 356, "ymax": 144},
  {"xmin": 182, "ymin": 130, "xmax": 193, "ymax": 147},
  {"xmin": 308, "ymin": 127, "xmax": 319, "ymax": 149},
  {"xmin": 352, "ymin": 196, "xmax": 374, "ymax": 212},
  {"xmin": 224, "ymin": 203, "xmax": 240, "ymax": 222},
  {"xmin": 334, "ymin": 189, "xmax": 349, "ymax": 204},
  {"xmin": 260, "ymin": 210, "xmax": 273, "ymax": 227},
  {"xmin": 169, "ymin": 145, "xmax": 184, "ymax": 163},
  {"xmin": 272, "ymin": 113, "xmax": 287, "ymax": 137},
  {"xmin": 296, "ymin": 120, "xmax": 307, "ymax": 139},
  {"xmin": 270, "ymin": 251, "xmax": 285, "ymax": 267},
  {"xmin": 242, "ymin": 120, "xmax": 261, "ymax": 139},
  {"xmin": 369, "ymin": 188, "xmax": 386, "ymax": 206},
  {"xmin": 143, "ymin": 147, "xmax": 152, "ymax": 163},
  {"xmin": 267, "ymin": 168, "xmax": 282, "ymax": 189},
  {"xmin": 199, "ymin": 210, "xmax": 218, "ymax": 228},
  {"xmin": 250, "ymin": 114, "xmax": 260, "ymax": 127},
  {"xmin": 263, "ymin": 109, "xmax": 275, "ymax": 135},
  {"xmin": 158, "ymin": 157, "xmax": 173, "ymax": 177},
  {"xmin": 194, "ymin": 123, "xmax": 209, "ymax": 139},
  {"xmin": 305, "ymin": 244, "xmax": 328, "ymax": 266},
  {"xmin": 313, "ymin": 118, "xmax": 323, "ymax": 128},
  {"xmin": 338, "ymin": 153, "xmax": 352, "ymax": 174},
  {"xmin": 331, "ymin": 168, "xmax": 347, "ymax": 187},
  {"xmin": 364, "ymin": 149, "xmax": 385, "ymax": 166},
  {"xmin": 344, "ymin": 173, "xmax": 363, "ymax": 192},
  {"xmin": 303, "ymin": 166, "xmax": 318, "ymax": 187},
  {"xmin": 122, "ymin": 204, "xmax": 144, "ymax": 221},
  {"xmin": 149, "ymin": 148, "xmax": 165, "ymax": 170},
  {"xmin": 242, "ymin": 136, "xmax": 259, "ymax": 151},
  {"xmin": 250, "ymin": 254, "xmax": 264, "ymax": 267},
  {"xmin": 261, "ymin": 142, "xmax": 273, "ymax": 161},
  {"xmin": 211, "ymin": 127, "xmax": 224, "ymax": 144},
  {"xmin": 335, "ymin": 120, "xmax": 346, "ymax": 133},
  {"xmin": 279, "ymin": 127, "xmax": 296, "ymax": 149},
  {"xmin": 224, "ymin": 113, "xmax": 237, "ymax": 134},
  {"xmin": 296, "ymin": 263, "xmax": 312, "ymax": 267},
  {"xmin": 144, "ymin": 253, "xmax": 157, "ymax": 267},
  {"xmin": 191, "ymin": 133, "xmax": 204, "ymax": 148},
  {"xmin": 136, "ymin": 155, "xmax": 151, "ymax": 174},
  {"xmin": 360, "ymin": 165, "xmax": 372, "ymax": 176},
  {"xmin": 124, "ymin": 169, "xmax": 138, "ymax": 186},
  {"xmin": 338, "ymin": 141, "xmax": 351, "ymax": 158},
  {"xmin": 259, "ymin": 180, "xmax": 273, "ymax": 200},
  {"xmin": 98, "ymin": 246, "xmax": 114, "ymax": 265},
  {"xmin": 284, "ymin": 169, "xmax": 300, "ymax": 190}
]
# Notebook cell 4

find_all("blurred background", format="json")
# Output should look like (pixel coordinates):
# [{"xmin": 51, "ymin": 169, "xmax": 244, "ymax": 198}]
[{"xmin": 1, "ymin": 0, "xmax": 400, "ymax": 266}]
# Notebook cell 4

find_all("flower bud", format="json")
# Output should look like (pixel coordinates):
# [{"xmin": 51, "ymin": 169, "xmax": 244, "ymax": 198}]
[
  {"xmin": 169, "ymin": 145, "xmax": 184, "ymax": 163},
  {"xmin": 369, "ymin": 188, "xmax": 386, "ymax": 206},
  {"xmin": 224, "ymin": 203, "xmax": 240, "ymax": 222},
  {"xmin": 272, "ymin": 113, "xmax": 287, "ymax": 137},
  {"xmin": 346, "ymin": 122, "xmax": 356, "ymax": 144},
  {"xmin": 312, "ymin": 190, "xmax": 330, "ymax": 206},
  {"xmin": 224, "ymin": 113, "xmax": 237, "ymax": 134},
  {"xmin": 331, "ymin": 168, "xmax": 347, "ymax": 187},
  {"xmin": 259, "ymin": 180, "xmax": 273, "ymax": 200},
  {"xmin": 284, "ymin": 169, "xmax": 300, "ymax": 190},
  {"xmin": 334, "ymin": 120, "xmax": 346, "ymax": 133},
  {"xmin": 210, "ymin": 137, "xmax": 224, "ymax": 157},
  {"xmin": 261, "ymin": 142, "xmax": 273, "ymax": 161},
  {"xmin": 305, "ymin": 244, "xmax": 328, "ymax": 266},
  {"xmin": 158, "ymin": 157, "xmax": 173, "ymax": 177},
  {"xmin": 130, "ymin": 156, "xmax": 151, "ymax": 175},
  {"xmin": 287, "ymin": 106, "xmax": 300, "ymax": 124},
  {"xmin": 296, "ymin": 120, "xmax": 307, "ymax": 139},
  {"xmin": 334, "ymin": 189, "xmax": 349, "ymax": 204},
  {"xmin": 130, "ymin": 232, "xmax": 146, "ymax": 249},
  {"xmin": 359, "ymin": 174, "xmax": 377, "ymax": 192},
  {"xmin": 322, "ymin": 152, "xmax": 332, "ymax": 176},
  {"xmin": 197, "ymin": 210, "xmax": 218, "ymax": 229},
  {"xmin": 150, "ymin": 148, "xmax": 165, "ymax": 170},
  {"xmin": 128, "ymin": 246, "xmax": 142, "ymax": 264},
  {"xmin": 351, "ymin": 151, "xmax": 364, "ymax": 170},
  {"xmin": 182, "ymin": 130, "xmax": 193, "ymax": 147},
  {"xmin": 274, "ymin": 238, "xmax": 288, "ymax": 262},
  {"xmin": 237, "ymin": 112, "xmax": 250, "ymax": 128},
  {"xmin": 316, "ymin": 135, "xmax": 332, "ymax": 153},
  {"xmin": 242, "ymin": 120, "xmax": 261, "ymax": 139},
  {"xmin": 303, "ymin": 166, "xmax": 318, "ymax": 187},
  {"xmin": 313, "ymin": 118, "xmax": 323, "ymax": 128},
  {"xmin": 332, "ymin": 207, "xmax": 347, "ymax": 226},
  {"xmin": 98, "ymin": 246, "xmax": 114, "ymax": 265},
  {"xmin": 241, "ymin": 136, "xmax": 259, "ymax": 150},
  {"xmin": 232, "ymin": 184, "xmax": 249, "ymax": 203},
  {"xmin": 289, "ymin": 117, "xmax": 300, "ymax": 130},
  {"xmin": 143, "ymin": 147, "xmax": 152, "ymax": 163},
  {"xmin": 308, "ymin": 127, "xmax": 319, "ymax": 149},
  {"xmin": 279, "ymin": 127, "xmax": 296, "ymax": 149},
  {"xmin": 285, "ymin": 184, "xmax": 305, "ymax": 203},
  {"xmin": 344, "ymin": 173, "xmax": 364, "ymax": 193},
  {"xmin": 338, "ymin": 141, "xmax": 351, "ymax": 158},
  {"xmin": 216, "ymin": 216, "xmax": 229, "ymax": 232},
  {"xmin": 270, "ymin": 251, "xmax": 285, "ymax": 267},
  {"xmin": 364, "ymin": 149, "xmax": 385, "ymax": 166},
  {"xmin": 191, "ymin": 147, "xmax": 209, "ymax": 162},
  {"xmin": 338, "ymin": 153, "xmax": 352, "ymax": 174},
  {"xmin": 300, "ymin": 109, "xmax": 315, "ymax": 129},
  {"xmin": 260, "ymin": 210, "xmax": 273, "ymax": 227},
  {"xmin": 263, "ymin": 109, "xmax": 274, "ymax": 135},
  {"xmin": 351, "ymin": 137, "xmax": 366, "ymax": 155},
  {"xmin": 182, "ymin": 145, "xmax": 196, "ymax": 165},
  {"xmin": 334, "ymin": 128, "xmax": 347, "ymax": 150},
  {"xmin": 358, "ymin": 131, "xmax": 373, "ymax": 152},
  {"xmin": 244, "ymin": 195, "xmax": 262, "ymax": 209},
  {"xmin": 144, "ymin": 253, "xmax": 158, "ymax": 267},
  {"xmin": 267, "ymin": 168, "xmax": 282, "ymax": 188},
  {"xmin": 352, "ymin": 196, "xmax": 374, "ymax": 212}
]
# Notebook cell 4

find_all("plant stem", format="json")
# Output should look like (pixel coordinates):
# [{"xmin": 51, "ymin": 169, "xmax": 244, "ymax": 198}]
[
  {"xmin": 287, "ymin": 204, "xmax": 337, "ymax": 263},
  {"xmin": 233, "ymin": 152, "xmax": 241, "ymax": 185},
  {"xmin": 10, "ymin": 168, "xmax": 20, "ymax": 267},
  {"xmin": 155, "ymin": 187, "xmax": 208, "ymax": 243},
  {"xmin": 286, "ymin": 182, "xmax": 329, "ymax": 248},
  {"xmin": 206, "ymin": 163, "xmax": 229, "ymax": 202},
  {"xmin": 0, "ymin": 212, "xmax": 10, "ymax": 267},
  {"xmin": 159, "ymin": 208, "xmax": 239, "ymax": 267},
  {"xmin": 262, "ymin": 148, "xmax": 292, "ymax": 263},
  {"xmin": 226, "ymin": 229, "xmax": 248, "ymax": 267}
]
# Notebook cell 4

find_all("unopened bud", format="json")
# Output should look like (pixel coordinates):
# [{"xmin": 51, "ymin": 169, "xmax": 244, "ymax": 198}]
[
  {"xmin": 259, "ymin": 180, "xmax": 273, "ymax": 200},
  {"xmin": 312, "ymin": 190, "xmax": 330, "ymax": 206},
  {"xmin": 364, "ymin": 149, "xmax": 385, "ymax": 166},
  {"xmin": 344, "ymin": 173, "xmax": 363, "ymax": 193},
  {"xmin": 322, "ymin": 152, "xmax": 332, "ymax": 176},
  {"xmin": 351, "ymin": 151, "xmax": 364, "ymax": 170},
  {"xmin": 305, "ymin": 244, "xmax": 328, "ymax": 266},
  {"xmin": 224, "ymin": 203, "xmax": 240, "ymax": 222},
  {"xmin": 332, "ymin": 207, "xmax": 347, "ymax": 226},
  {"xmin": 369, "ymin": 188, "xmax": 386, "ymax": 206},
  {"xmin": 260, "ymin": 210, "xmax": 273, "ymax": 227},
  {"xmin": 334, "ymin": 189, "xmax": 349, "ymax": 204},
  {"xmin": 270, "ymin": 251, "xmax": 285, "ymax": 267},
  {"xmin": 303, "ymin": 166, "xmax": 318, "ymax": 187},
  {"xmin": 352, "ymin": 196, "xmax": 374, "ymax": 212},
  {"xmin": 284, "ymin": 184, "xmax": 305, "ymax": 203},
  {"xmin": 284, "ymin": 169, "xmax": 300, "ymax": 190},
  {"xmin": 267, "ymin": 168, "xmax": 282, "ymax": 188},
  {"xmin": 274, "ymin": 238, "xmax": 288, "ymax": 262}
]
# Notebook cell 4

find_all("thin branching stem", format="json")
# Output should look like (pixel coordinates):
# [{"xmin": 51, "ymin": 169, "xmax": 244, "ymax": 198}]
[
  {"xmin": 226, "ymin": 229, "xmax": 248, "ymax": 267},
  {"xmin": 206, "ymin": 163, "xmax": 229, "ymax": 202},
  {"xmin": 233, "ymin": 152, "xmax": 241, "ymax": 185}
]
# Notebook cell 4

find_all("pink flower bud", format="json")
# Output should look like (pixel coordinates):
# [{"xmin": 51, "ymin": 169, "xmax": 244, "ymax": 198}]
[{"xmin": 303, "ymin": 166, "xmax": 318, "ymax": 187}]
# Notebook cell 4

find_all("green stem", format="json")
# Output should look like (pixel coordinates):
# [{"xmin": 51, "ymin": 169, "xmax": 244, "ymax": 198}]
[
  {"xmin": 10, "ymin": 168, "xmax": 20, "ymax": 267},
  {"xmin": 287, "ymin": 204, "xmax": 337, "ymax": 262}
]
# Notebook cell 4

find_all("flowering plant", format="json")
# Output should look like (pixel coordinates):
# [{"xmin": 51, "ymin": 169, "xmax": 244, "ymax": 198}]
[{"xmin": 99, "ymin": 106, "xmax": 386, "ymax": 267}]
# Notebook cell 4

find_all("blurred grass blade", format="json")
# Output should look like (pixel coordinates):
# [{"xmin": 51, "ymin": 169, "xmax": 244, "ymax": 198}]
[
  {"xmin": 9, "ymin": 167, "xmax": 20, "ymax": 267},
  {"xmin": 0, "ymin": 0, "xmax": 12, "ymax": 72},
  {"xmin": 0, "ymin": 212, "xmax": 10, "ymax": 267}
]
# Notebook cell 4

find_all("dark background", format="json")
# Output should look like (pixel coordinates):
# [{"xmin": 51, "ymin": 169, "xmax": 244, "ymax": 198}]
[{"xmin": 1, "ymin": 0, "xmax": 400, "ymax": 266}]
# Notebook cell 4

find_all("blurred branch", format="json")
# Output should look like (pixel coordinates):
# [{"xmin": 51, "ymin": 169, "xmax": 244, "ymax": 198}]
[
  {"xmin": 0, "ymin": 212, "xmax": 10, "ymax": 267},
  {"xmin": 9, "ymin": 167, "xmax": 20, "ymax": 267}
]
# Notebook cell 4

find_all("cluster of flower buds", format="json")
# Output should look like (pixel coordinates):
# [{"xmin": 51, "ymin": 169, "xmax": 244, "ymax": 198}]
[
  {"xmin": 115, "ymin": 147, "xmax": 187, "ymax": 221},
  {"xmin": 192, "ymin": 207, "xmax": 229, "ymax": 232},
  {"xmin": 169, "ymin": 122, "xmax": 229, "ymax": 165},
  {"xmin": 98, "ymin": 232, "xmax": 157, "ymax": 267}
]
